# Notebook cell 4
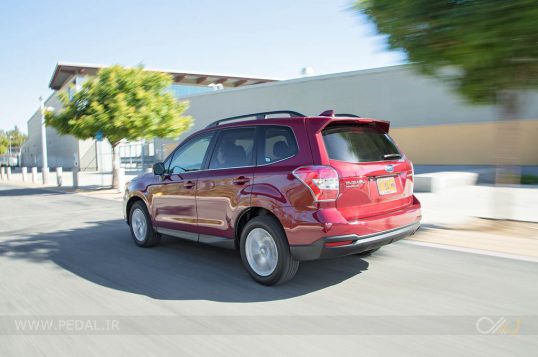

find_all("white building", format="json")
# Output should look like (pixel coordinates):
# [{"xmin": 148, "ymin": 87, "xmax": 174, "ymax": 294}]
[
  {"xmin": 21, "ymin": 63, "xmax": 275, "ymax": 171},
  {"xmin": 22, "ymin": 63, "xmax": 538, "ymax": 172}
]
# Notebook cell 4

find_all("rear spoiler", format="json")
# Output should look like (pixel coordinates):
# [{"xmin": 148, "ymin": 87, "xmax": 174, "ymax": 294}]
[{"xmin": 309, "ymin": 110, "xmax": 390, "ymax": 133}]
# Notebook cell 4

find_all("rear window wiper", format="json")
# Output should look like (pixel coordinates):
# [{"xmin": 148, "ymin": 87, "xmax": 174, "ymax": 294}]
[{"xmin": 383, "ymin": 154, "xmax": 402, "ymax": 160}]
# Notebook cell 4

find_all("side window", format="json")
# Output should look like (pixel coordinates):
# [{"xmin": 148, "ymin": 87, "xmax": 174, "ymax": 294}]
[
  {"xmin": 260, "ymin": 126, "xmax": 298, "ymax": 164},
  {"xmin": 168, "ymin": 133, "xmax": 213, "ymax": 173},
  {"xmin": 209, "ymin": 128, "xmax": 255, "ymax": 169}
]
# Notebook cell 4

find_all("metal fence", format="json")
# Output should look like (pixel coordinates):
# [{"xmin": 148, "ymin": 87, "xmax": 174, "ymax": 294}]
[
  {"xmin": 88, "ymin": 141, "xmax": 157, "ymax": 172},
  {"xmin": 0, "ymin": 154, "xmax": 19, "ymax": 167}
]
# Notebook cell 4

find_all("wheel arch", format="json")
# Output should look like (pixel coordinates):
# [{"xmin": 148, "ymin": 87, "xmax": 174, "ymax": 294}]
[
  {"xmin": 234, "ymin": 206, "xmax": 286, "ymax": 249},
  {"xmin": 125, "ymin": 194, "xmax": 150, "ymax": 225}
]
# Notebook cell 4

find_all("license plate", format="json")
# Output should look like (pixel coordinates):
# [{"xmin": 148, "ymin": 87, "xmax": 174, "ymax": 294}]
[{"xmin": 376, "ymin": 176, "xmax": 397, "ymax": 195}]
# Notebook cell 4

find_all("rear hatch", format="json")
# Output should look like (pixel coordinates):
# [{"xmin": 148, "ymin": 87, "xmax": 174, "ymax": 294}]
[{"xmin": 321, "ymin": 122, "xmax": 414, "ymax": 220}]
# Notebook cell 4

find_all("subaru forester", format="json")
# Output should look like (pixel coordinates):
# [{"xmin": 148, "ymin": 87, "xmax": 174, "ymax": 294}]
[{"xmin": 124, "ymin": 110, "xmax": 421, "ymax": 285}]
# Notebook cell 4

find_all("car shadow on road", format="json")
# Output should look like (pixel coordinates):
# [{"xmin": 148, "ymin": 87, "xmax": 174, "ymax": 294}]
[{"xmin": 0, "ymin": 219, "xmax": 370, "ymax": 302}]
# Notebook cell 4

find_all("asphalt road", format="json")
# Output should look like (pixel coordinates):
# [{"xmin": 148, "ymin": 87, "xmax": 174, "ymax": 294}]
[{"xmin": 0, "ymin": 185, "xmax": 537, "ymax": 356}]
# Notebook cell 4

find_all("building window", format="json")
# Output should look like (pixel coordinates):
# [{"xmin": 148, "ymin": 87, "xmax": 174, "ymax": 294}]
[{"xmin": 168, "ymin": 84, "xmax": 214, "ymax": 98}]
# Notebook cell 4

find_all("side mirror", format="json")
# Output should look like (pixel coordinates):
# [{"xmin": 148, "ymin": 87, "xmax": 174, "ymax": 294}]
[{"xmin": 153, "ymin": 162, "xmax": 166, "ymax": 176}]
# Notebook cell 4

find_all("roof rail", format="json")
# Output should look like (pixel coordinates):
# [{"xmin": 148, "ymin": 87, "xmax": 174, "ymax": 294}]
[{"xmin": 205, "ymin": 110, "xmax": 306, "ymax": 128}]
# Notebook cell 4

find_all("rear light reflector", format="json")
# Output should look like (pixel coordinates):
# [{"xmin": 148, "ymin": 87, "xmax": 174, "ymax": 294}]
[
  {"xmin": 409, "ymin": 161, "xmax": 415, "ymax": 193},
  {"xmin": 325, "ymin": 240, "xmax": 353, "ymax": 248},
  {"xmin": 292, "ymin": 165, "xmax": 339, "ymax": 201}
]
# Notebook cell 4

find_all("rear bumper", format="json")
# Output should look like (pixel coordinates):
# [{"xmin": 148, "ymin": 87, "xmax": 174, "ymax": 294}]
[
  {"xmin": 290, "ymin": 221, "xmax": 420, "ymax": 261},
  {"xmin": 284, "ymin": 196, "xmax": 422, "ymax": 261}
]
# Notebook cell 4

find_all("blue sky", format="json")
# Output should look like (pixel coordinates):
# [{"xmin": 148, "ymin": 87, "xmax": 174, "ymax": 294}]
[{"xmin": 0, "ymin": 0, "xmax": 405, "ymax": 132}]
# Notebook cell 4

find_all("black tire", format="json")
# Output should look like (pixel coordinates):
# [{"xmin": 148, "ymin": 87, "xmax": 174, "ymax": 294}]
[
  {"xmin": 129, "ymin": 201, "xmax": 161, "ymax": 248},
  {"xmin": 240, "ymin": 215, "xmax": 299, "ymax": 285},
  {"xmin": 355, "ymin": 248, "xmax": 380, "ymax": 256}
]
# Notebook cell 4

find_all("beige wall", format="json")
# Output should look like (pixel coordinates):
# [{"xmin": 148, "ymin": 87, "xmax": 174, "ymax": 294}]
[
  {"xmin": 391, "ymin": 119, "xmax": 538, "ymax": 165},
  {"xmin": 163, "ymin": 143, "xmax": 177, "ymax": 158},
  {"xmin": 164, "ymin": 118, "xmax": 538, "ymax": 166}
]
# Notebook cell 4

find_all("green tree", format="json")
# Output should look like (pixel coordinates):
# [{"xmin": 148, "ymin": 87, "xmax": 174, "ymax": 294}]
[
  {"xmin": 354, "ymin": 0, "xmax": 538, "ymax": 182},
  {"xmin": 0, "ymin": 131, "xmax": 7, "ymax": 154},
  {"xmin": 46, "ymin": 65, "xmax": 193, "ymax": 188},
  {"xmin": 7, "ymin": 126, "xmax": 27, "ymax": 153},
  {"xmin": 0, "ymin": 126, "xmax": 27, "ymax": 154}
]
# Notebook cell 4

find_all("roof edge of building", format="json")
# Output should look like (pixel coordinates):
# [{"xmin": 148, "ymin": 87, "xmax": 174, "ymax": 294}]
[
  {"xmin": 48, "ymin": 62, "xmax": 280, "ymax": 90},
  {"xmin": 178, "ymin": 64, "xmax": 413, "ymax": 100}
]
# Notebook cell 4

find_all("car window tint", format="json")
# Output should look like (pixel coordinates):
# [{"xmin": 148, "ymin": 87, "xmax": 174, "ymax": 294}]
[
  {"xmin": 322, "ymin": 124, "xmax": 400, "ymax": 163},
  {"xmin": 261, "ymin": 126, "xmax": 298, "ymax": 164},
  {"xmin": 168, "ymin": 133, "xmax": 213, "ymax": 173},
  {"xmin": 209, "ymin": 128, "xmax": 255, "ymax": 169}
]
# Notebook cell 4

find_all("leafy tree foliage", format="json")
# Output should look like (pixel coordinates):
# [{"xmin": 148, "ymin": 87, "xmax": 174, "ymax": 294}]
[
  {"xmin": 0, "ymin": 126, "xmax": 27, "ymax": 154},
  {"xmin": 355, "ymin": 0, "xmax": 537, "ymax": 185},
  {"xmin": 46, "ymin": 65, "xmax": 193, "ymax": 187},
  {"xmin": 354, "ymin": 0, "xmax": 538, "ymax": 105}
]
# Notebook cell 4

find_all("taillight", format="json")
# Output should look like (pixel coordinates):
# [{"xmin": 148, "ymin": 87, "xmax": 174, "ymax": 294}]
[
  {"xmin": 292, "ymin": 165, "xmax": 339, "ymax": 202},
  {"xmin": 408, "ymin": 161, "xmax": 414, "ymax": 193}
]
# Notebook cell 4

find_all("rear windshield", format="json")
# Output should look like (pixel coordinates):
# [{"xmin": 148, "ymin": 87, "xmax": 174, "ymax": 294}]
[{"xmin": 322, "ymin": 124, "xmax": 401, "ymax": 163}]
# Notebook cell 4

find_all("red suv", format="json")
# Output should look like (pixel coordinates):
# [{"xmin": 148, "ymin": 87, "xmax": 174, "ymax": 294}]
[{"xmin": 124, "ymin": 110, "xmax": 421, "ymax": 285}]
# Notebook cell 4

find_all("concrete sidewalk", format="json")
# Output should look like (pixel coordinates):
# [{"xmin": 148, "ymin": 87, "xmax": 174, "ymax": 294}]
[
  {"xmin": 415, "ymin": 185, "xmax": 538, "ymax": 226},
  {"xmin": 0, "ymin": 169, "xmax": 142, "ymax": 189},
  {"xmin": 409, "ymin": 219, "xmax": 538, "ymax": 261},
  {"xmin": 412, "ymin": 185, "xmax": 538, "ymax": 261},
  {"xmin": 0, "ymin": 175, "xmax": 125, "ymax": 201},
  {"xmin": 3, "ymin": 170, "xmax": 537, "ymax": 222}
]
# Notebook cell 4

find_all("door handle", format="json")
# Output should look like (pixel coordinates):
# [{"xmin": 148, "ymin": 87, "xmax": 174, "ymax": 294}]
[
  {"xmin": 232, "ymin": 176, "xmax": 250, "ymax": 185},
  {"xmin": 183, "ymin": 180, "xmax": 195, "ymax": 189}
]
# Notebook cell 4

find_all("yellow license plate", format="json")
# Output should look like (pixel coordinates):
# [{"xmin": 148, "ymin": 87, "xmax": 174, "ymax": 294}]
[{"xmin": 376, "ymin": 177, "xmax": 397, "ymax": 195}]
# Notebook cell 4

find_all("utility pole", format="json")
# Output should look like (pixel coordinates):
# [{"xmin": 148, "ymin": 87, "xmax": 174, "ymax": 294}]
[{"xmin": 39, "ymin": 96, "xmax": 49, "ymax": 184}]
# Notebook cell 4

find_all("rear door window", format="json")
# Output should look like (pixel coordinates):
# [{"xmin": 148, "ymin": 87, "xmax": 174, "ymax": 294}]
[
  {"xmin": 322, "ymin": 124, "xmax": 400, "ymax": 163},
  {"xmin": 258, "ymin": 126, "xmax": 298, "ymax": 164},
  {"xmin": 209, "ymin": 128, "xmax": 256, "ymax": 169}
]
